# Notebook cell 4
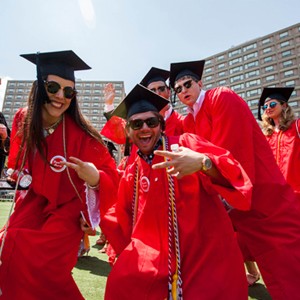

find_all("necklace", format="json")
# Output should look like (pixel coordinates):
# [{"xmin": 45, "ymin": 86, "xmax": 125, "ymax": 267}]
[{"xmin": 43, "ymin": 116, "xmax": 63, "ymax": 136}]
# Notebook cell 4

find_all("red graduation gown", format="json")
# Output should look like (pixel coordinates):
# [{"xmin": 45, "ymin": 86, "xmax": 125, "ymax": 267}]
[
  {"xmin": 103, "ymin": 134, "xmax": 252, "ymax": 299},
  {"xmin": 0, "ymin": 109, "xmax": 118, "ymax": 300},
  {"xmin": 265, "ymin": 120, "xmax": 300, "ymax": 200},
  {"xmin": 183, "ymin": 87, "xmax": 300, "ymax": 299}
]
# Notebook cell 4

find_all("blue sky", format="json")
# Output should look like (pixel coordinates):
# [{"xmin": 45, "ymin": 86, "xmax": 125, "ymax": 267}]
[{"xmin": 1, "ymin": 0, "xmax": 299, "ymax": 93}]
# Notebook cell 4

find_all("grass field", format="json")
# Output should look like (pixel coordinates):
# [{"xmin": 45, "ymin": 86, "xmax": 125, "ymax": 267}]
[{"xmin": 0, "ymin": 200, "xmax": 272, "ymax": 299}]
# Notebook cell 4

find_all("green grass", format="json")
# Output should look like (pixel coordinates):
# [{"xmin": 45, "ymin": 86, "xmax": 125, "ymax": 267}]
[
  {"xmin": 0, "ymin": 200, "xmax": 109, "ymax": 299},
  {"xmin": 0, "ymin": 200, "xmax": 272, "ymax": 299}
]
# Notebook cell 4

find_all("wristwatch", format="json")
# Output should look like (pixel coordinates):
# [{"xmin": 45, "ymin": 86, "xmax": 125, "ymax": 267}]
[{"xmin": 201, "ymin": 155, "xmax": 212, "ymax": 171}]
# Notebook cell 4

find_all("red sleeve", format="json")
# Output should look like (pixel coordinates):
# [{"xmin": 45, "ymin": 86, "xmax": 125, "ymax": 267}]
[
  {"xmin": 179, "ymin": 133, "xmax": 252, "ymax": 211},
  {"xmin": 7, "ymin": 108, "xmax": 27, "ymax": 169},
  {"xmin": 100, "ymin": 116, "xmax": 127, "ymax": 144}
]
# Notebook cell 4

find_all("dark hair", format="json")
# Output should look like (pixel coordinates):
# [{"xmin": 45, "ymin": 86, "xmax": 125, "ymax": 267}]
[{"xmin": 15, "ymin": 80, "xmax": 104, "ymax": 166}]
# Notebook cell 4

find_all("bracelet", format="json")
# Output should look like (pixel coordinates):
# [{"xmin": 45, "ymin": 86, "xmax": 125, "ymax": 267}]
[{"xmin": 86, "ymin": 182, "xmax": 99, "ymax": 190}]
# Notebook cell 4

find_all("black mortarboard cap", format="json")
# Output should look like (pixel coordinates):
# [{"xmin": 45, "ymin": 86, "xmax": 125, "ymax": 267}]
[
  {"xmin": 140, "ymin": 67, "xmax": 170, "ymax": 87},
  {"xmin": 112, "ymin": 84, "xmax": 169, "ymax": 119},
  {"xmin": 20, "ymin": 50, "xmax": 91, "ymax": 82},
  {"xmin": 257, "ymin": 87, "xmax": 294, "ymax": 120},
  {"xmin": 169, "ymin": 60, "xmax": 205, "ymax": 88}
]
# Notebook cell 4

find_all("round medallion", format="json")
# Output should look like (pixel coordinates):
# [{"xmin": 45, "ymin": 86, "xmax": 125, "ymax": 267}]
[
  {"xmin": 19, "ymin": 174, "xmax": 32, "ymax": 189},
  {"xmin": 50, "ymin": 155, "xmax": 67, "ymax": 172},
  {"xmin": 140, "ymin": 176, "xmax": 150, "ymax": 192}
]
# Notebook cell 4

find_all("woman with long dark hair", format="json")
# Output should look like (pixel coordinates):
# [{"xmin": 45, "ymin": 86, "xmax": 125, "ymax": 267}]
[{"xmin": 0, "ymin": 50, "xmax": 118, "ymax": 300}]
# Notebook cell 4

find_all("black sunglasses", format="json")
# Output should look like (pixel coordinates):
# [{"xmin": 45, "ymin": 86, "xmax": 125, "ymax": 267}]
[
  {"xmin": 127, "ymin": 117, "xmax": 160, "ymax": 130},
  {"xmin": 150, "ymin": 86, "xmax": 167, "ymax": 93},
  {"xmin": 262, "ymin": 101, "xmax": 278, "ymax": 110},
  {"xmin": 174, "ymin": 79, "xmax": 193, "ymax": 94},
  {"xmin": 44, "ymin": 81, "xmax": 77, "ymax": 99}
]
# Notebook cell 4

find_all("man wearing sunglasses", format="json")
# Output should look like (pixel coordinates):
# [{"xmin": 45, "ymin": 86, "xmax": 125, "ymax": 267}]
[
  {"xmin": 169, "ymin": 59, "xmax": 300, "ymax": 298},
  {"xmin": 101, "ymin": 67, "xmax": 185, "ymax": 148},
  {"xmin": 101, "ymin": 83, "xmax": 252, "ymax": 299}
]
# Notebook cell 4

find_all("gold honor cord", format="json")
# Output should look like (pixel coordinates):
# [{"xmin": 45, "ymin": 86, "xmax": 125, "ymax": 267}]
[
  {"xmin": 131, "ymin": 137, "xmax": 183, "ymax": 299},
  {"xmin": 162, "ymin": 136, "xmax": 183, "ymax": 300}
]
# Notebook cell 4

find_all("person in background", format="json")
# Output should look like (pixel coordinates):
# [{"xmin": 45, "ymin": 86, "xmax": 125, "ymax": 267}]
[
  {"xmin": 0, "ymin": 50, "xmax": 118, "ymax": 300},
  {"xmin": 0, "ymin": 112, "xmax": 10, "ymax": 176},
  {"xmin": 101, "ymin": 84, "xmax": 252, "ymax": 299},
  {"xmin": 242, "ymin": 87, "xmax": 300, "ymax": 286},
  {"xmin": 258, "ymin": 86, "xmax": 299, "ymax": 200},
  {"xmin": 100, "ymin": 67, "xmax": 185, "ymax": 159},
  {"xmin": 169, "ymin": 59, "xmax": 300, "ymax": 299}
]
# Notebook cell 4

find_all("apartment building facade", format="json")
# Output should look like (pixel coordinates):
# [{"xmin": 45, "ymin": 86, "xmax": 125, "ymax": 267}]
[{"xmin": 174, "ymin": 22, "xmax": 300, "ymax": 118}]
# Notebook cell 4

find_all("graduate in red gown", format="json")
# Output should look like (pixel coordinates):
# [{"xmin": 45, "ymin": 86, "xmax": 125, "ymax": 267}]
[
  {"xmin": 259, "ymin": 87, "xmax": 300, "ymax": 200},
  {"xmin": 100, "ymin": 67, "xmax": 185, "ymax": 147},
  {"xmin": 169, "ymin": 60, "xmax": 300, "ymax": 299},
  {"xmin": 101, "ymin": 84, "xmax": 252, "ymax": 300},
  {"xmin": 0, "ymin": 51, "xmax": 118, "ymax": 300}
]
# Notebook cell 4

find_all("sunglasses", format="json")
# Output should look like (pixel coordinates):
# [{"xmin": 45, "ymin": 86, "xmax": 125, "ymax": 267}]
[
  {"xmin": 44, "ymin": 81, "xmax": 77, "ymax": 99},
  {"xmin": 127, "ymin": 117, "xmax": 160, "ymax": 130},
  {"xmin": 174, "ymin": 79, "xmax": 193, "ymax": 94},
  {"xmin": 262, "ymin": 101, "xmax": 278, "ymax": 110},
  {"xmin": 150, "ymin": 86, "xmax": 167, "ymax": 93}
]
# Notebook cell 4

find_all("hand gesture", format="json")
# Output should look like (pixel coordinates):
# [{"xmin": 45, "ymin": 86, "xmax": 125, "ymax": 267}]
[
  {"xmin": 60, "ymin": 156, "xmax": 100, "ymax": 187},
  {"xmin": 152, "ymin": 146, "xmax": 204, "ymax": 179},
  {"xmin": 104, "ymin": 83, "xmax": 116, "ymax": 105}
]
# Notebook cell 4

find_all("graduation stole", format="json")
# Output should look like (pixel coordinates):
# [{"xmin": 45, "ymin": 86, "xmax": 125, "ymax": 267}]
[{"xmin": 131, "ymin": 136, "xmax": 183, "ymax": 300}]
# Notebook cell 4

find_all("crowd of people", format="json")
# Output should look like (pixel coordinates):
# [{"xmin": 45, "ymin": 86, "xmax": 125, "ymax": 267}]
[{"xmin": 0, "ymin": 50, "xmax": 299, "ymax": 300}]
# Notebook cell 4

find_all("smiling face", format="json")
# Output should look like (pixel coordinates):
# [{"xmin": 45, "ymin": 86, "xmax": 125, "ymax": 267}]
[
  {"xmin": 42, "ymin": 74, "xmax": 75, "ymax": 126},
  {"xmin": 147, "ymin": 81, "xmax": 170, "ymax": 116},
  {"xmin": 126, "ymin": 111, "xmax": 162, "ymax": 155},
  {"xmin": 174, "ymin": 77, "xmax": 202, "ymax": 108},
  {"xmin": 263, "ymin": 99, "xmax": 285, "ymax": 121}
]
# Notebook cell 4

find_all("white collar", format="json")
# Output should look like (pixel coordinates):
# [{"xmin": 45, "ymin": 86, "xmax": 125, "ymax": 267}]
[{"xmin": 187, "ymin": 89, "xmax": 206, "ymax": 119}]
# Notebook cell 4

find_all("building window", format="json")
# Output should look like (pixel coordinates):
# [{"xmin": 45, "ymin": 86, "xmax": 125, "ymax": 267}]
[
  {"xmin": 228, "ymin": 49, "xmax": 242, "ymax": 57},
  {"xmin": 244, "ymin": 52, "xmax": 258, "ymax": 60},
  {"xmin": 217, "ymin": 55, "xmax": 225, "ymax": 61},
  {"xmin": 284, "ymin": 70, "xmax": 294, "ymax": 77},
  {"xmin": 243, "ymin": 43, "xmax": 257, "ymax": 52},
  {"xmin": 265, "ymin": 75, "xmax": 275, "ymax": 82},
  {"xmin": 205, "ymin": 84, "xmax": 213, "ymax": 89},
  {"xmin": 244, "ymin": 60, "xmax": 259, "ymax": 69},
  {"xmin": 206, "ymin": 59, "xmax": 212, "ymax": 65},
  {"xmin": 217, "ymin": 63, "xmax": 225, "ymax": 69},
  {"xmin": 282, "ymin": 50, "xmax": 292, "ymax": 57},
  {"xmin": 229, "ymin": 57, "xmax": 242, "ymax": 65},
  {"xmin": 284, "ymin": 80, "xmax": 295, "ymax": 87},
  {"xmin": 279, "ymin": 31, "xmax": 289, "ymax": 39},
  {"xmin": 229, "ymin": 66, "xmax": 243, "ymax": 74},
  {"xmin": 262, "ymin": 47, "xmax": 272, "ymax": 54},
  {"xmin": 264, "ymin": 56, "xmax": 273, "ymax": 63},
  {"xmin": 231, "ymin": 83, "xmax": 244, "ymax": 90},
  {"xmin": 265, "ymin": 65, "xmax": 274, "ymax": 72},
  {"xmin": 246, "ymin": 79, "xmax": 261, "ymax": 88},
  {"xmin": 219, "ymin": 80, "xmax": 227, "ymax": 85},
  {"xmin": 248, "ymin": 99, "xmax": 259, "ymax": 106},
  {"xmin": 205, "ymin": 67, "xmax": 212, "ymax": 73},
  {"xmin": 204, "ymin": 76, "xmax": 213, "ymax": 82},
  {"xmin": 282, "ymin": 60, "xmax": 293, "ymax": 68},
  {"xmin": 230, "ymin": 75, "xmax": 244, "ymax": 83},
  {"xmin": 262, "ymin": 38, "xmax": 271, "ymax": 45},
  {"xmin": 280, "ymin": 41, "xmax": 290, "ymax": 48},
  {"xmin": 246, "ymin": 89, "xmax": 260, "ymax": 97},
  {"xmin": 245, "ymin": 70, "xmax": 260, "ymax": 78},
  {"xmin": 218, "ymin": 71, "xmax": 226, "ymax": 77}
]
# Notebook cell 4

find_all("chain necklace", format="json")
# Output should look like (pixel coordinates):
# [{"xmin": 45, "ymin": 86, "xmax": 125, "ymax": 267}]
[{"xmin": 43, "ymin": 116, "xmax": 63, "ymax": 136}]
